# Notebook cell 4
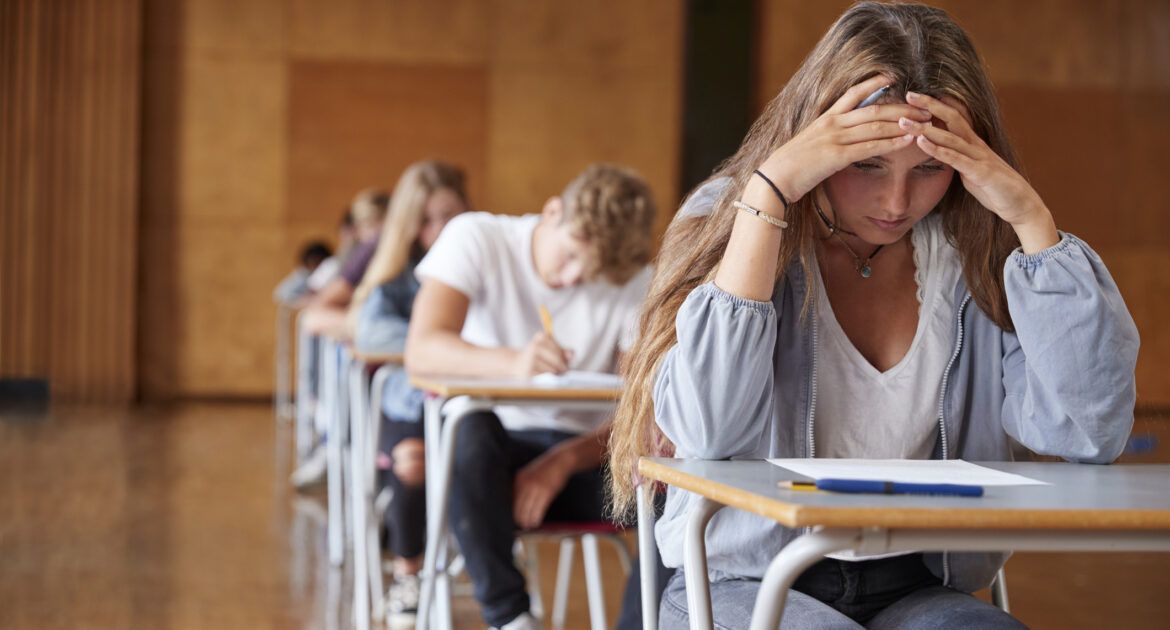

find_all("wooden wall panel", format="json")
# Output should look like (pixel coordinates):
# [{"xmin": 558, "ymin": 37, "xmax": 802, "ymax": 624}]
[
  {"xmin": 288, "ymin": 61, "xmax": 489, "ymax": 225},
  {"xmin": 486, "ymin": 0, "xmax": 685, "ymax": 234},
  {"xmin": 287, "ymin": 0, "xmax": 489, "ymax": 64},
  {"xmin": 138, "ymin": 0, "xmax": 684, "ymax": 398},
  {"xmin": 754, "ymin": 1, "xmax": 1170, "ymax": 405},
  {"xmin": 140, "ymin": 0, "xmax": 289, "ymax": 398},
  {"xmin": 0, "ymin": 0, "xmax": 142, "ymax": 402}
]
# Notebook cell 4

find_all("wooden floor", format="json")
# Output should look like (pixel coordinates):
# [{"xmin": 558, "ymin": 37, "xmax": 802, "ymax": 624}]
[{"xmin": 1, "ymin": 402, "xmax": 1168, "ymax": 629}]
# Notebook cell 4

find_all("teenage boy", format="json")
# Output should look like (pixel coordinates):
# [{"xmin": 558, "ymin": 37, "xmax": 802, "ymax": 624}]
[{"xmin": 406, "ymin": 163, "xmax": 656, "ymax": 630}]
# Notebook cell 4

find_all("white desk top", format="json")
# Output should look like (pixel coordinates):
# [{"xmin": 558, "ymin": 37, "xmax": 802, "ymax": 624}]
[
  {"xmin": 350, "ymin": 351, "xmax": 404, "ymax": 366},
  {"xmin": 410, "ymin": 375, "xmax": 622, "ymax": 401},
  {"xmin": 640, "ymin": 458, "xmax": 1170, "ymax": 530}
]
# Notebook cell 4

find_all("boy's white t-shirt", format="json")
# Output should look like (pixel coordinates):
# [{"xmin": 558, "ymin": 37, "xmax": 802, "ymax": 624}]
[{"xmin": 415, "ymin": 212, "xmax": 652, "ymax": 434}]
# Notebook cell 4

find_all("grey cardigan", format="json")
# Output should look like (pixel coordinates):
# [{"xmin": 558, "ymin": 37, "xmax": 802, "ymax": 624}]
[{"xmin": 653, "ymin": 180, "xmax": 1140, "ymax": 591}]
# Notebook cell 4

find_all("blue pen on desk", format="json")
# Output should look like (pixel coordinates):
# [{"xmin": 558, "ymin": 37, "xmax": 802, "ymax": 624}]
[{"xmin": 780, "ymin": 478, "xmax": 984, "ymax": 497}]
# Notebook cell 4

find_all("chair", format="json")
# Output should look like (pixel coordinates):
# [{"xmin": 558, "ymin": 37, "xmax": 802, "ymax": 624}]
[{"xmin": 520, "ymin": 522, "xmax": 633, "ymax": 630}]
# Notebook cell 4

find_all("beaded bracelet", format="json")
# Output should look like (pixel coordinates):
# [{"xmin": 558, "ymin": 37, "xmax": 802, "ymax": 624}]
[{"xmin": 732, "ymin": 200, "xmax": 788, "ymax": 230}]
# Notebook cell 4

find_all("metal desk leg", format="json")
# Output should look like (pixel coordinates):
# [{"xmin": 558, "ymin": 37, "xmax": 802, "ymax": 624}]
[
  {"xmin": 275, "ymin": 304, "xmax": 292, "ymax": 422},
  {"xmin": 748, "ymin": 528, "xmax": 859, "ymax": 630},
  {"xmin": 294, "ymin": 313, "xmax": 315, "ymax": 460},
  {"xmin": 338, "ymin": 350, "xmax": 352, "ymax": 548},
  {"xmin": 418, "ymin": 396, "xmax": 480, "ymax": 630},
  {"xmin": 324, "ymin": 339, "xmax": 344, "ymax": 566},
  {"xmin": 684, "ymin": 497, "xmax": 723, "ymax": 630},
  {"xmin": 636, "ymin": 483, "xmax": 659, "ymax": 630},
  {"xmin": 417, "ymin": 395, "xmax": 446, "ymax": 630},
  {"xmin": 991, "ymin": 568, "xmax": 1010, "ymax": 613},
  {"xmin": 349, "ymin": 361, "xmax": 370, "ymax": 630},
  {"xmin": 367, "ymin": 365, "xmax": 394, "ymax": 621}
]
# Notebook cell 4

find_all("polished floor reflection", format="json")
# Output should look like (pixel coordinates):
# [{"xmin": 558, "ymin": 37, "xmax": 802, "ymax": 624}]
[{"xmin": 1, "ymin": 403, "xmax": 1168, "ymax": 629}]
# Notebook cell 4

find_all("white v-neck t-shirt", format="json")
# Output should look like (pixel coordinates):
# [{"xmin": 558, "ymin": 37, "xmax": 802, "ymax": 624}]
[
  {"xmin": 812, "ymin": 214, "xmax": 961, "ymax": 561},
  {"xmin": 812, "ymin": 213, "xmax": 961, "ymax": 461},
  {"xmin": 416, "ymin": 212, "xmax": 652, "ymax": 434}
]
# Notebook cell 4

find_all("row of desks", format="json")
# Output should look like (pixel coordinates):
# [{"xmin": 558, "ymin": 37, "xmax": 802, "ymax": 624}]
[{"xmin": 316, "ymin": 343, "xmax": 1170, "ymax": 630}]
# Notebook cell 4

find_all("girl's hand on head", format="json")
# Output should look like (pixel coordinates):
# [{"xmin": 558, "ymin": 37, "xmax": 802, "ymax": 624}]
[
  {"xmin": 901, "ymin": 91, "xmax": 1060, "ymax": 252},
  {"xmin": 750, "ymin": 74, "xmax": 931, "ymax": 208}
]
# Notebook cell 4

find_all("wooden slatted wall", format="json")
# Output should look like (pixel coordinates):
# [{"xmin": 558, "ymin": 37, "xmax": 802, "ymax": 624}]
[{"xmin": 0, "ymin": 0, "xmax": 142, "ymax": 402}]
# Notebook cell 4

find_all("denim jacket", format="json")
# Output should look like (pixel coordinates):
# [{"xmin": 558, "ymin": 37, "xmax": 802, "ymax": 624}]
[
  {"xmin": 355, "ymin": 260, "xmax": 425, "ymax": 423},
  {"xmin": 653, "ymin": 180, "xmax": 1140, "ymax": 592}
]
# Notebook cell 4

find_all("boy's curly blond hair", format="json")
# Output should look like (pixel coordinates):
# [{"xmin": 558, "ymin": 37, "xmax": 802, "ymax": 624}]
[{"xmin": 560, "ymin": 164, "xmax": 657, "ymax": 285}]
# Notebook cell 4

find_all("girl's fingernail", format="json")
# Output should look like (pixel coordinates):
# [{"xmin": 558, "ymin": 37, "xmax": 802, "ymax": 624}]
[
  {"xmin": 899, "ymin": 117, "xmax": 914, "ymax": 127},
  {"xmin": 907, "ymin": 91, "xmax": 923, "ymax": 100}
]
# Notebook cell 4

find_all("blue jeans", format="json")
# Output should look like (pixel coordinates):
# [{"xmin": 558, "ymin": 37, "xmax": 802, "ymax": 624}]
[
  {"xmin": 449, "ymin": 413, "xmax": 609, "ymax": 628},
  {"xmin": 660, "ymin": 553, "xmax": 1027, "ymax": 629}
]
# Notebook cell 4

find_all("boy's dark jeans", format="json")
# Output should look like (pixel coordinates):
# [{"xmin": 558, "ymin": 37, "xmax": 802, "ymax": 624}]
[{"xmin": 449, "ymin": 412, "xmax": 607, "ymax": 628}]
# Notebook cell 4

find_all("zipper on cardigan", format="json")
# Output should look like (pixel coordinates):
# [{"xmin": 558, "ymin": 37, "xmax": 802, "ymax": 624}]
[
  {"xmin": 936, "ymin": 293, "xmax": 971, "ymax": 461},
  {"xmin": 807, "ymin": 312, "xmax": 820, "ymax": 459},
  {"xmin": 936, "ymin": 292, "xmax": 970, "ymax": 587}
]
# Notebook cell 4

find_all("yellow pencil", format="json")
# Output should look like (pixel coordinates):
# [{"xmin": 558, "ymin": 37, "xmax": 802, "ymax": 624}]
[{"xmin": 539, "ymin": 305, "xmax": 555, "ymax": 337}]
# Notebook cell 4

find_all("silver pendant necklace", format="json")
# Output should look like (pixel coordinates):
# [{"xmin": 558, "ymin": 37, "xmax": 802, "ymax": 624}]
[{"xmin": 813, "ymin": 201, "xmax": 884, "ymax": 278}]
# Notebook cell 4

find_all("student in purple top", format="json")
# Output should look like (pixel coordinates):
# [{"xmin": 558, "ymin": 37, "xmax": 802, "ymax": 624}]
[{"xmin": 301, "ymin": 188, "xmax": 389, "ymax": 338}]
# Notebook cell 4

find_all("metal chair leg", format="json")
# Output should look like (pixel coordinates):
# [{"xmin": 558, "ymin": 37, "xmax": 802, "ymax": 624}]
[
  {"xmin": 637, "ymin": 483, "xmax": 659, "ymax": 630},
  {"xmin": 552, "ymin": 537, "xmax": 576, "ymax": 628},
  {"xmin": 521, "ymin": 540, "xmax": 545, "ymax": 620},
  {"xmin": 581, "ymin": 534, "xmax": 608, "ymax": 630}
]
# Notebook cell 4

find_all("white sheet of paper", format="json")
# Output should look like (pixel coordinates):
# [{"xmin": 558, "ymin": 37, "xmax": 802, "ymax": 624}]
[
  {"xmin": 531, "ymin": 370, "xmax": 622, "ymax": 389},
  {"xmin": 767, "ymin": 458, "xmax": 1049, "ymax": 486}
]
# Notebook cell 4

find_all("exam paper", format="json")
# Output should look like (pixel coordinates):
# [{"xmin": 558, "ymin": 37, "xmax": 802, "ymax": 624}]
[
  {"xmin": 768, "ymin": 458, "xmax": 1049, "ymax": 486},
  {"xmin": 531, "ymin": 370, "xmax": 622, "ymax": 389}
]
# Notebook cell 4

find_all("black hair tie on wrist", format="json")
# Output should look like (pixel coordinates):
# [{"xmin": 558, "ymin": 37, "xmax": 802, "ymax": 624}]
[{"xmin": 753, "ymin": 169, "xmax": 790, "ymax": 210}]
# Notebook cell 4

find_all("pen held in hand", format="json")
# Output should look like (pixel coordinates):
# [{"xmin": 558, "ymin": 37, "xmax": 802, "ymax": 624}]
[
  {"xmin": 539, "ymin": 305, "xmax": 555, "ymax": 338},
  {"xmin": 780, "ymin": 478, "xmax": 984, "ymax": 497}
]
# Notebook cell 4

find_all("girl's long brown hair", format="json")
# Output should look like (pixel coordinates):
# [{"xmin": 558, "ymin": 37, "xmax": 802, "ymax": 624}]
[
  {"xmin": 608, "ymin": 1, "xmax": 1023, "ymax": 517},
  {"xmin": 350, "ymin": 160, "xmax": 467, "ymax": 314}
]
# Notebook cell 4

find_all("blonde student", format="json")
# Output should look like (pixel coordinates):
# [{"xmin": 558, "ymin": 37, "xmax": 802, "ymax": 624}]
[
  {"xmin": 608, "ymin": 3, "xmax": 1139, "ymax": 629},
  {"xmin": 348, "ymin": 160, "xmax": 469, "ymax": 627},
  {"xmin": 406, "ymin": 164, "xmax": 656, "ymax": 630}
]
